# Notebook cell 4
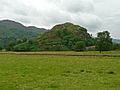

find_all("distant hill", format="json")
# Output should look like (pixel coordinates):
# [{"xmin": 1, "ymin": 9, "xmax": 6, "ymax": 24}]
[
  {"xmin": 37, "ymin": 22, "xmax": 94, "ymax": 51},
  {"xmin": 112, "ymin": 39, "xmax": 120, "ymax": 44},
  {"xmin": 0, "ymin": 20, "xmax": 47, "ymax": 47}
]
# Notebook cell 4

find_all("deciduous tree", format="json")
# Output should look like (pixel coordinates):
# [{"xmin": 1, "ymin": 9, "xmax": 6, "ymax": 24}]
[{"xmin": 96, "ymin": 31, "xmax": 112, "ymax": 53}]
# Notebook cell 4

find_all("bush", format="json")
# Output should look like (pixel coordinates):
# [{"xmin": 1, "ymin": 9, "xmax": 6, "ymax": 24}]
[
  {"xmin": 112, "ymin": 44, "xmax": 120, "ymax": 50},
  {"xmin": 95, "ymin": 31, "xmax": 112, "ymax": 52},
  {"xmin": 13, "ymin": 42, "xmax": 31, "ymax": 52},
  {"xmin": 73, "ymin": 41, "xmax": 86, "ymax": 51},
  {"xmin": 0, "ymin": 46, "xmax": 2, "ymax": 50},
  {"xmin": 6, "ymin": 41, "xmax": 16, "ymax": 51}
]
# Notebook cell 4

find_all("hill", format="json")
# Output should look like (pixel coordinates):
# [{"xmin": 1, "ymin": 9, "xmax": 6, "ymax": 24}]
[
  {"xmin": 37, "ymin": 22, "xmax": 94, "ymax": 51},
  {"xmin": 112, "ymin": 39, "xmax": 120, "ymax": 44},
  {"xmin": 0, "ymin": 20, "xmax": 47, "ymax": 47}
]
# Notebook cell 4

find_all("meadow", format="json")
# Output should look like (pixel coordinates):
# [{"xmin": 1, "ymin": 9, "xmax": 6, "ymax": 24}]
[{"xmin": 0, "ymin": 52, "xmax": 120, "ymax": 90}]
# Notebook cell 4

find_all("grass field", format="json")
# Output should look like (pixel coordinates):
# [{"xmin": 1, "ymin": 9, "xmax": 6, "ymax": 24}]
[{"xmin": 0, "ymin": 53, "xmax": 120, "ymax": 90}]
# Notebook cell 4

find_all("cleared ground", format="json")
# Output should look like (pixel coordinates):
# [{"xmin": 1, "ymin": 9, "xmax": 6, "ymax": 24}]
[{"xmin": 0, "ymin": 52, "xmax": 120, "ymax": 90}]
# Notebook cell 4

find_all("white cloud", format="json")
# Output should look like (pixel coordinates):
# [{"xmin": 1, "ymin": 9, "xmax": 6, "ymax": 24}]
[
  {"xmin": 0, "ymin": 0, "xmax": 119, "ymax": 38},
  {"xmin": 93, "ymin": 0, "xmax": 120, "ymax": 38}
]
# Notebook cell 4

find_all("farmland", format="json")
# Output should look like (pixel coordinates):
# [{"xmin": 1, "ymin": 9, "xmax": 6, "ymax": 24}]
[{"xmin": 0, "ymin": 52, "xmax": 120, "ymax": 90}]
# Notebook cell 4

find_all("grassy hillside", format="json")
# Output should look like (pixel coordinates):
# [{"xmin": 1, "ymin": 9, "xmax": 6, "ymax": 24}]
[
  {"xmin": 0, "ymin": 54, "xmax": 120, "ymax": 90},
  {"xmin": 0, "ymin": 20, "xmax": 47, "ymax": 47}
]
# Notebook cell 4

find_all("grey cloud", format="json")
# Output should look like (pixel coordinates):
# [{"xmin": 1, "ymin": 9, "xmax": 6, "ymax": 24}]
[
  {"xmin": 93, "ymin": 0, "xmax": 120, "ymax": 38},
  {"xmin": 101, "ymin": 15, "xmax": 120, "ymax": 39},
  {"xmin": 1, "ymin": 0, "xmax": 119, "ymax": 38},
  {"xmin": 0, "ymin": 0, "xmax": 101, "ymax": 30},
  {"xmin": 60, "ymin": 0, "xmax": 94, "ymax": 13}
]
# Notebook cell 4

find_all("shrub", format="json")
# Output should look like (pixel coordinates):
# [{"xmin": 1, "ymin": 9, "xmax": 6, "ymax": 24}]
[
  {"xmin": 0, "ymin": 46, "xmax": 2, "ymax": 50},
  {"xmin": 73, "ymin": 41, "xmax": 86, "ymax": 51},
  {"xmin": 13, "ymin": 42, "xmax": 31, "ymax": 52}
]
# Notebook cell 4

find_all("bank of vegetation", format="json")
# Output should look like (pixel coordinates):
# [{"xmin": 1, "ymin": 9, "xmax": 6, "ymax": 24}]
[{"xmin": 0, "ymin": 21, "xmax": 120, "ymax": 52}]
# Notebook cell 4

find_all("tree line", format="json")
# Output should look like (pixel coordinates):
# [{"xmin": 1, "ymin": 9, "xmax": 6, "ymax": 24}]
[{"xmin": 0, "ymin": 31, "xmax": 120, "ymax": 52}]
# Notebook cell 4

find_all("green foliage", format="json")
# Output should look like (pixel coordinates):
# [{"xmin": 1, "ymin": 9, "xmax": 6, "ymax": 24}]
[
  {"xmin": 13, "ymin": 42, "xmax": 31, "ymax": 52},
  {"xmin": 96, "ymin": 31, "xmax": 112, "ymax": 52},
  {"xmin": 5, "ymin": 38, "xmax": 39, "ymax": 52},
  {"xmin": 0, "ymin": 20, "xmax": 118, "ymax": 52},
  {"xmin": 13, "ymin": 39, "xmax": 40, "ymax": 52},
  {"xmin": 0, "ymin": 45, "xmax": 2, "ymax": 50},
  {"xmin": 85, "ymin": 38, "xmax": 95, "ymax": 46},
  {"xmin": 37, "ymin": 23, "xmax": 92, "ymax": 51},
  {"xmin": 22, "ymin": 38, "xmax": 27, "ymax": 42},
  {"xmin": 16, "ymin": 39, "xmax": 23, "ymax": 44},
  {"xmin": 73, "ymin": 41, "xmax": 86, "ymax": 51},
  {"xmin": 112, "ymin": 43, "xmax": 120, "ymax": 50},
  {"xmin": 0, "ymin": 20, "xmax": 47, "ymax": 48},
  {"xmin": 6, "ymin": 41, "xmax": 16, "ymax": 51}
]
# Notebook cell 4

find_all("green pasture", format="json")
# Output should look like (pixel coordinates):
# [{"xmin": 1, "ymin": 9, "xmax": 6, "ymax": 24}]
[{"xmin": 0, "ymin": 53, "xmax": 120, "ymax": 90}]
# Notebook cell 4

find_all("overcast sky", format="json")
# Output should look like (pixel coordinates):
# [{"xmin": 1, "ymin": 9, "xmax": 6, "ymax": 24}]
[{"xmin": 0, "ymin": 0, "xmax": 120, "ymax": 38}]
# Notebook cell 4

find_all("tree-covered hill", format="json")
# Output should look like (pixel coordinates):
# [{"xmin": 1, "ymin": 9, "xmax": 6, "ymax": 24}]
[
  {"xmin": 1, "ymin": 21, "xmax": 117, "ymax": 52},
  {"xmin": 0, "ymin": 20, "xmax": 47, "ymax": 47},
  {"xmin": 112, "ymin": 39, "xmax": 120, "ymax": 44},
  {"xmin": 37, "ymin": 22, "xmax": 95, "ymax": 51}
]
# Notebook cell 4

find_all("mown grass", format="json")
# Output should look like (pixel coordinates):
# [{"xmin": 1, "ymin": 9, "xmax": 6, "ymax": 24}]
[{"xmin": 0, "ymin": 54, "xmax": 120, "ymax": 90}]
